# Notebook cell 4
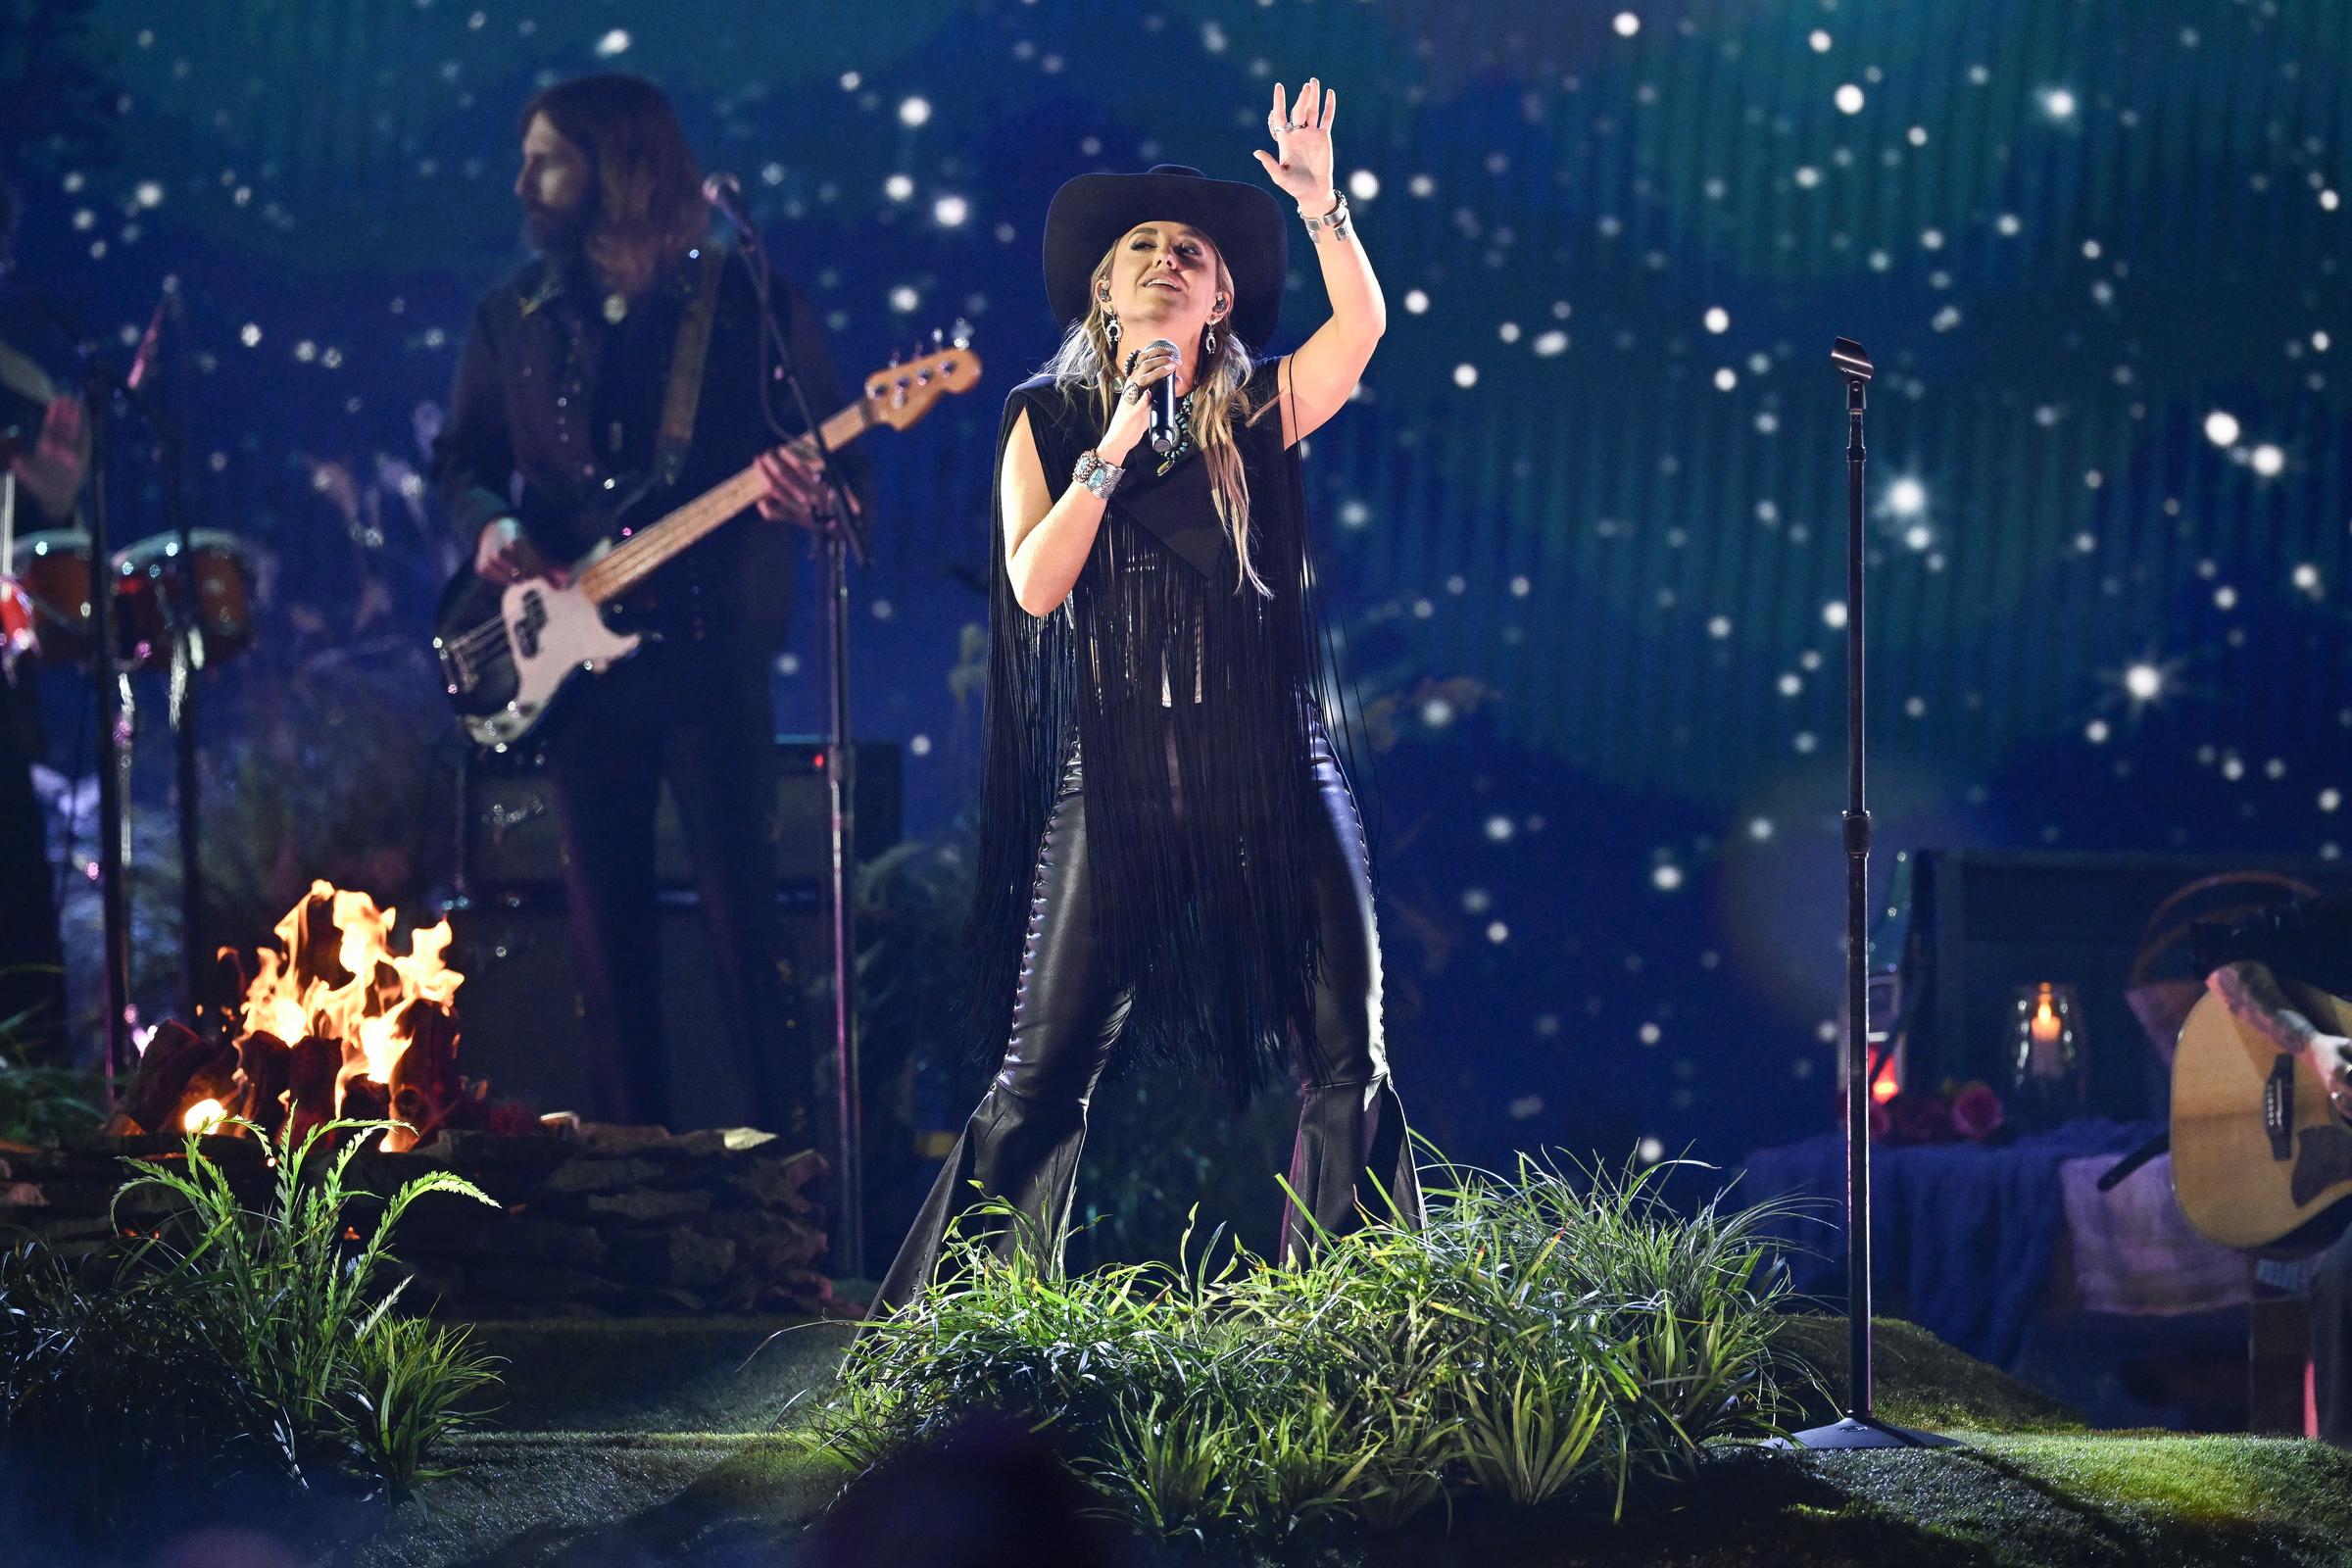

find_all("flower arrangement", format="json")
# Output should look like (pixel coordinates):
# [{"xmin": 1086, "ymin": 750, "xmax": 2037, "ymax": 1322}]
[{"xmin": 1862, "ymin": 1079, "xmax": 2007, "ymax": 1147}]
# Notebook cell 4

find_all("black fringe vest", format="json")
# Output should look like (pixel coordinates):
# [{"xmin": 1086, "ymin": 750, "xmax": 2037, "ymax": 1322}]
[{"xmin": 969, "ymin": 362, "xmax": 1334, "ymax": 1100}]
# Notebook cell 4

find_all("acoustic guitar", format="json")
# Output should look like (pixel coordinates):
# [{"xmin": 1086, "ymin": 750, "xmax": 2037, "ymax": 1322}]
[
  {"xmin": 433, "ymin": 340, "xmax": 981, "ymax": 748},
  {"xmin": 2170, "ymin": 974, "xmax": 2352, "ymax": 1256}
]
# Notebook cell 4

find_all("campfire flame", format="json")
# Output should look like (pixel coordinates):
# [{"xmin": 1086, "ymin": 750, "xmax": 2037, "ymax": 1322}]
[
  {"xmin": 183, "ymin": 1098, "xmax": 228, "ymax": 1136},
  {"xmin": 224, "ymin": 881, "xmax": 466, "ymax": 1152}
]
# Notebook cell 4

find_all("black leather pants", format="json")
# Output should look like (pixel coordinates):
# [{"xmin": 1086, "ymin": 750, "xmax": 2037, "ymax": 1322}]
[{"xmin": 874, "ymin": 725, "xmax": 1420, "ymax": 1313}]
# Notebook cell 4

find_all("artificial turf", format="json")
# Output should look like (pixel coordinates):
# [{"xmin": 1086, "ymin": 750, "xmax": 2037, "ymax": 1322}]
[{"xmin": 31, "ymin": 1314, "xmax": 2352, "ymax": 1567}]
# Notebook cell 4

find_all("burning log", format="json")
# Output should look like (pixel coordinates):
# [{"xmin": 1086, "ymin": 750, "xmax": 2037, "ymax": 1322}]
[
  {"xmin": 340, "ymin": 1075, "xmax": 392, "ymax": 1129},
  {"xmin": 234, "ymin": 1031, "xmax": 293, "ymax": 1141},
  {"xmin": 114, "ymin": 1021, "xmax": 241, "ymax": 1138},
  {"xmin": 388, "ymin": 1000, "xmax": 463, "ymax": 1152},
  {"xmin": 285, "ymin": 1035, "xmax": 339, "ymax": 1147}
]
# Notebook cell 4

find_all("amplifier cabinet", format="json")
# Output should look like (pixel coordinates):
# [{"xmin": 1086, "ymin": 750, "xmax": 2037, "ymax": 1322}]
[
  {"xmin": 443, "ymin": 887, "xmax": 825, "ymax": 1132},
  {"xmin": 460, "ymin": 737, "xmax": 901, "ymax": 891}
]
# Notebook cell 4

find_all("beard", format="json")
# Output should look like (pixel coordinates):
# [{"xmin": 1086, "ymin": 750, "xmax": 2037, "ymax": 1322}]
[{"xmin": 520, "ymin": 199, "xmax": 589, "ymax": 257}]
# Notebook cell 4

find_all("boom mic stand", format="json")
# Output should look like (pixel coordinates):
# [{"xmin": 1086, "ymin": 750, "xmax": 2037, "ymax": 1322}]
[
  {"xmin": 1789, "ymin": 338, "xmax": 1957, "ymax": 1450},
  {"xmin": 706, "ymin": 193, "xmax": 868, "ymax": 1279}
]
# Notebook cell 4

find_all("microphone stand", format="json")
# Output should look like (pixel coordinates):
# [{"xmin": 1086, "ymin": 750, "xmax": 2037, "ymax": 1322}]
[
  {"xmin": 24, "ymin": 288, "xmax": 180, "ymax": 1092},
  {"xmin": 1788, "ymin": 338, "xmax": 1956, "ymax": 1450},
  {"xmin": 708, "ymin": 192, "xmax": 869, "ymax": 1279}
]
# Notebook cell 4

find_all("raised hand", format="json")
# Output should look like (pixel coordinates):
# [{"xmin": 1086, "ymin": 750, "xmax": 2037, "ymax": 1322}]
[{"xmin": 1252, "ymin": 77, "xmax": 1338, "ymax": 213}]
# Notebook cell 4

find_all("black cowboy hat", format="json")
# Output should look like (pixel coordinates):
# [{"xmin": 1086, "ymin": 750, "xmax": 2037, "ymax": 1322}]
[{"xmin": 1042, "ymin": 165, "xmax": 1287, "ymax": 349}]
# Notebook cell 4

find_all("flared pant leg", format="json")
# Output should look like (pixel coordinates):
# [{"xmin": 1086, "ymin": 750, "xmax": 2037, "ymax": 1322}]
[
  {"xmin": 872, "ymin": 760, "xmax": 1127, "ymax": 1314},
  {"xmin": 1278, "ymin": 726, "xmax": 1423, "ymax": 1261}
]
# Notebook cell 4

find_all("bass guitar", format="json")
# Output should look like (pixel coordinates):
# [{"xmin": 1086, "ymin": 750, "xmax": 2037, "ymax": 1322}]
[
  {"xmin": 2170, "ymin": 970, "xmax": 2352, "ymax": 1256},
  {"xmin": 433, "ymin": 342, "xmax": 981, "ymax": 747}
]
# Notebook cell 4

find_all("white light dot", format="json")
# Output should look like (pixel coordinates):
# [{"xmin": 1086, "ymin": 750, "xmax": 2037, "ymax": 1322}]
[
  {"xmin": 2042, "ymin": 87, "xmax": 2077, "ymax": 120},
  {"xmin": 1703, "ymin": 306, "xmax": 1730, "ymax": 334},
  {"xmin": 1403, "ymin": 289, "xmax": 1430, "ymax": 315},
  {"xmin": 1778, "ymin": 673, "xmax": 1802, "ymax": 697},
  {"xmin": 1486, "ymin": 920, "xmax": 1511, "ymax": 944},
  {"xmin": 238, "ymin": 322, "xmax": 262, "ymax": 347},
  {"xmin": 1707, "ymin": 615, "xmax": 1732, "ymax": 639},
  {"xmin": 932, "ymin": 194, "xmax": 969, "ymax": 226},
  {"xmin": 2293, "ymin": 563, "xmax": 2322, "ymax": 592},
  {"xmin": 839, "ymin": 72, "xmax": 861, "ymax": 90},
  {"xmin": 1793, "ymin": 166, "xmax": 1822, "ymax": 189},
  {"xmin": 1638, "ymin": 1136, "xmax": 1666, "ymax": 1163},
  {"xmin": 1485, "ymin": 815, "xmax": 1515, "ymax": 843},
  {"xmin": 2251, "ymin": 444, "xmax": 2285, "ymax": 477},
  {"xmin": 593, "ymin": 27, "xmax": 630, "ymax": 57},
  {"xmin": 2125, "ymin": 662, "xmax": 2163, "ymax": 702},
  {"xmin": 1823, "ymin": 601, "xmax": 1849, "ymax": 629},
  {"xmin": 1904, "ymin": 524, "xmax": 1933, "ymax": 551},
  {"xmin": 1348, "ymin": 169, "xmax": 1380, "ymax": 201},
  {"xmin": 1613, "ymin": 12, "xmax": 1642, "ymax": 37},
  {"xmin": 2085, "ymin": 719, "xmax": 2111, "ymax": 744},
  {"xmin": 2215, "ymin": 585, "xmax": 2238, "ymax": 610},
  {"xmin": 1809, "ymin": 28, "xmax": 1833, "ymax": 52},
  {"xmin": 1652, "ymin": 863, "xmax": 1684, "ymax": 892},
  {"xmin": 909, "ymin": 734, "xmax": 933, "ymax": 757},
  {"xmin": 1452, "ymin": 363, "xmax": 1479, "ymax": 388},
  {"xmin": 1907, "ymin": 125, "xmax": 1928, "ymax": 147},
  {"xmin": 1886, "ymin": 476, "xmax": 1927, "ymax": 516},
  {"xmin": 899, "ymin": 96, "xmax": 932, "ymax": 127},
  {"xmin": 2204, "ymin": 411, "xmax": 2241, "ymax": 447},
  {"xmin": 1533, "ymin": 329, "xmax": 1568, "ymax": 357},
  {"xmin": 2314, "ymin": 331, "xmax": 2332, "ymax": 353},
  {"xmin": 1749, "ymin": 817, "xmax": 1775, "ymax": 841},
  {"xmin": 1421, "ymin": 698, "xmax": 1455, "ymax": 727},
  {"xmin": 134, "ymin": 180, "xmax": 165, "ymax": 209},
  {"xmin": 1497, "ymin": 320, "xmax": 1521, "ymax": 343},
  {"xmin": 1713, "ymin": 368, "xmax": 1738, "ymax": 391},
  {"xmin": 889, "ymin": 284, "xmax": 920, "ymax": 313},
  {"xmin": 1509, "ymin": 575, "xmax": 1531, "ymax": 597},
  {"xmin": 1638, "ymin": 1023, "xmax": 1663, "ymax": 1046},
  {"xmin": 1997, "ymin": 213, "xmax": 2022, "ymax": 235},
  {"xmin": 2322, "ymin": 789, "xmax": 2342, "ymax": 813},
  {"xmin": 1835, "ymin": 83, "xmax": 1865, "ymax": 115}
]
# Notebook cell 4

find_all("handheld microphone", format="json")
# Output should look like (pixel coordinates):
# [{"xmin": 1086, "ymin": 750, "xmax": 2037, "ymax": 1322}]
[
  {"xmin": 701, "ymin": 172, "xmax": 752, "ymax": 233},
  {"xmin": 1144, "ymin": 338, "xmax": 1182, "ymax": 455}
]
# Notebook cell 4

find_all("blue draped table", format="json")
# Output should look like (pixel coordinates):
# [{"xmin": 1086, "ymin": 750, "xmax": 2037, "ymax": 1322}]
[{"xmin": 1735, "ymin": 1117, "xmax": 2164, "ymax": 1368}]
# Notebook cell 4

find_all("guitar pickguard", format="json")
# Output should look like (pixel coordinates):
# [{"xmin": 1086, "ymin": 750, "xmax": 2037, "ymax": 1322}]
[{"xmin": 2292, "ymin": 1122, "xmax": 2352, "ymax": 1208}]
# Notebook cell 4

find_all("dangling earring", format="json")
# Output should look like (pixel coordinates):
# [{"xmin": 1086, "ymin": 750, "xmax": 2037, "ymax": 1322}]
[
  {"xmin": 1104, "ymin": 313, "xmax": 1122, "ymax": 347},
  {"xmin": 1204, "ymin": 324, "xmax": 1218, "ymax": 357}
]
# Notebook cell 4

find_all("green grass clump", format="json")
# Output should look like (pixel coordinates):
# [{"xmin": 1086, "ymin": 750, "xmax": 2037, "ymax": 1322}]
[
  {"xmin": 790, "ymin": 1152, "xmax": 1804, "ymax": 1544},
  {"xmin": 0, "ymin": 1118, "xmax": 503, "ymax": 1528}
]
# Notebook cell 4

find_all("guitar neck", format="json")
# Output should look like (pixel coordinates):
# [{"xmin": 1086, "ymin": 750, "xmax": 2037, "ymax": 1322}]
[{"xmin": 575, "ymin": 400, "xmax": 874, "ymax": 605}]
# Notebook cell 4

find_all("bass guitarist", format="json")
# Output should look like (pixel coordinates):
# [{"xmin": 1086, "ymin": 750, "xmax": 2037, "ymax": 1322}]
[{"xmin": 432, "ymin": 74, "xmax": 869, "ymax": 1133}]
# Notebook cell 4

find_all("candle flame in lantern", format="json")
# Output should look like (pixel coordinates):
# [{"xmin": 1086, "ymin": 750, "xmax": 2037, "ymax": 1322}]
[
  {"xmin": 2031, "ymin": 985, "xmax": 2064, "ymax": 1045},
  {"xmin": 183, "ymin": 1097, "xmax": 228, "ymax": 1136}
]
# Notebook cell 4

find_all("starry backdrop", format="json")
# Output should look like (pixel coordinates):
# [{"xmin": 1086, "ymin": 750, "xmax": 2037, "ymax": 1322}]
[{"xmin": 4, "ymin": 0, "xmax": 2348, "ymax": 1176}]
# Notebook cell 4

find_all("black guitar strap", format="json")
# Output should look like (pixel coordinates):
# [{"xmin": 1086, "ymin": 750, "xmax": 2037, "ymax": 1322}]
[{"xmin": 653, "ymin": 244, "xmax": 727, "ymax": 488}]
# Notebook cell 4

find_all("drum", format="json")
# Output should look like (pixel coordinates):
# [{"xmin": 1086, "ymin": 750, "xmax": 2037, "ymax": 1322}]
[
  {"xmin": 15, "ymin": 530, "xmax": 170, "ymax": 667},
  {"xmin": 118, "ymin": 529, "xmax": 257, "ymax": 662},
  {"xmin": 0, "ymin": 575, "xmax": 34, "ymax": 670}
]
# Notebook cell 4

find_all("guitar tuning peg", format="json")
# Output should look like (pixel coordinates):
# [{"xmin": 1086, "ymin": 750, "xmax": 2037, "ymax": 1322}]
[
  {"xmin": 886, "ymin": 349, "xmax": 902, "ymax": 368},
  {"xmin": 950, "ymin": 317, "xmax": 974, "ymax": 350}
]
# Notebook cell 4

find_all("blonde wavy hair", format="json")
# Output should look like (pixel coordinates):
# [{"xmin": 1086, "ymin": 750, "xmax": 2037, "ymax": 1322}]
[{"xmin": 1042, "ymin": 239, "xmax": 1270, "ymax": 595}]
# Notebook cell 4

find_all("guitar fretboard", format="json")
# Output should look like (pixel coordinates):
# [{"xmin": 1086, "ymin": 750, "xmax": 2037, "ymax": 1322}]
[{"xmin": 575, "ymin": 399, "xmax": 877, "ymax": 605}]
